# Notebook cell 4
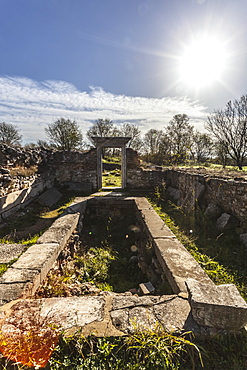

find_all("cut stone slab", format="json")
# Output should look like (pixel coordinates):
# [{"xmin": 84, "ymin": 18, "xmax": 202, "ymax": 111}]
[
  {"xmin": 0, "ymin": 243, "xmax": 27, "ymax": 263},
  {"xmin": 153, "ymin": 296, "xmax": 191, "ymax": 332},
  {"xmin": 216, "ymin": 213, "xmax": 239, "ymax": 232},
  {"xmin": 0, "ymin": 297, "xmax": 105, "ymax": 334},
  {"xmin": 37, "ymin": 187, "xmax": 62, "ymax": 207},
  {"xmin": 186, "ymin": 279, "xmax": 247, "ymax": 331},
  {"xmin": 139, "ymin": 282, "xmax": 155, "ymax": 295},
  {"xmin": 41, "ymin": 296, "xmax": 105, "ymax": 330},
  {"xmin": 154, "ymin": 238, "xmax": 214, "ymax": 293},
  {"xmin": 137, "ymin": 207, "xmax": 176, "ymax": 239},
  {"xmin": 111, "ymin": 294, "xmax": 191, "ymax": 334},
  {"xmin": 0, "ymin": 243, "xmax": 60, "ymax": 305},
  {"xmin": 37, "ymin": 212, "xmax": 80, "ymax": 248}
]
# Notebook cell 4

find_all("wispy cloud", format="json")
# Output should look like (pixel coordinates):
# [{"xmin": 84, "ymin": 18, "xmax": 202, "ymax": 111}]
[{"xmin": 0, "ymin": 76, "xmax": 208, "ymax": 143}]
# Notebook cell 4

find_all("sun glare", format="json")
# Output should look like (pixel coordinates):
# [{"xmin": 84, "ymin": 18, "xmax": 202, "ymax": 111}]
[{"xmin": 179, "ymin": 36, "xmax": 227, "ymax": 88}]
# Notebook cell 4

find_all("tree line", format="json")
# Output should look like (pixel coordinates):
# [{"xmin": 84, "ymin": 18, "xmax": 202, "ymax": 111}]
[{"xmin": 1, "ymin": 94, "xmax": 247, "ymax": 170}]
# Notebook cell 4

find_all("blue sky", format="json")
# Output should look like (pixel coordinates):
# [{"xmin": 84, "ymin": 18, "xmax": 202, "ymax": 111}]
[{"xmin": 0, "ymin": 0, "xmax": 247, "ymax": 144}]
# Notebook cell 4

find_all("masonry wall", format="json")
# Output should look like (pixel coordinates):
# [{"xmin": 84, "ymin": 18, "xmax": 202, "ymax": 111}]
[
  {"xmin": 0, "ymin": 146, "xmax": 97, "ymax": 218},
  {"xmin": 47, "ymin": 149, "xmax": 97, "ymax": 192},
  {"xmin": 164, "ymin": 169, "xmax": 247, "ymax": 229},
  {"xmin": 1, "ymin": 145, "xmax": 246, "ymax": 230}
]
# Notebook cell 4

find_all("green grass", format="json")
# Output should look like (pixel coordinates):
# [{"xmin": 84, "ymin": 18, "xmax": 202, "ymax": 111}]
[
  {"xmin": 148, "ymin": 194, "xmax": 247, "ymax": 301},
  {"xmin": 48, "ymin": 329, "xmax": 203, "ymax": 370},
  {"xmin": 0, "ymin": 263, "xmax": 8, "ymax": 276},
  {"xmin": 102, "ymin": 169, "xmax": 122, "ymax": 187},
  {"xmin": 174, "ymin": 162, "xmax": 247, "ymax": 173}
]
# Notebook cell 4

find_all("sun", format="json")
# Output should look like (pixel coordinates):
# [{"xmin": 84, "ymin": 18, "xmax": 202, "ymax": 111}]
[{"xmin": 179, "ymin": 36, "xmax": 227, "ymax": 88}]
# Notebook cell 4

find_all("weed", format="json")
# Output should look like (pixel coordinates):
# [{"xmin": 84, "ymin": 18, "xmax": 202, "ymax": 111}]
[
  {"xmin": 0, "ymin": 300, "xmax": 60, "ymax": 369},
  {"xmin": 0, "ymin": 263, "xmax": 8, "ymax": 276},
  {"xmin": 48, "ymin": 328, "xmax": 203, "ymax": 370}
]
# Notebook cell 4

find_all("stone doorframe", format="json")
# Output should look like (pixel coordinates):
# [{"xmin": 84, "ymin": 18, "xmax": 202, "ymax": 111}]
[{"xmin": 91, "ymin": 137, "xmax": 131, "ymax": 189}]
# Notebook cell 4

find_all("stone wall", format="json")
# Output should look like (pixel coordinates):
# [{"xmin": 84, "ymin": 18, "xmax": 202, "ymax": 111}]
[
  {"xmin": 0, "ymin": 146, "xmax": 97, "ymax": 217},
  {"xmin": 165, "ymin": 169, "xmax": 247, "ymax": 230},
  {"xmin": 46, "ymin": 148, "xmax": 97, "ymax": 192},
  {"xmin": 1, "ymin": 145, "xmax": 247, "ymax": 232}
]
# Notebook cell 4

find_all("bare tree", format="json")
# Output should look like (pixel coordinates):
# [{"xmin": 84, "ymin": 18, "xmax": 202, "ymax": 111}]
[
  {"xmin": 143, "ymin": 129, "xmax": 164, "ymax": 155},
  {"xmin": 214, "ymin": 140, "xmax": 230, "ymax": 168},
  {"xmin": 143, "ymin": 129, "xmax": 169, "ymax": 164},
  {"xmin": 191, "ymin": 131, "xmax": 213, "ymax": 163},
  {"xmin": 165, "ymin": 114, "xmax": 193, "ymax": 164},
  {"xmin": 206, "ymin": 95, "xmax": 247, "ymax": 170},
  {"xmin": 0, "ymin": 122, "xmax": 22, "ymax": 145},
  {"xmin": 86, "ymin": 119, "xmax": 119, "ymax": 142},
  {"xmin": 119, "ymin": 123, "xmax": 142, "ymax": 151},
  {"xmin": 45, "ymin": 118, "xmax": 83, "ymax": 151}
]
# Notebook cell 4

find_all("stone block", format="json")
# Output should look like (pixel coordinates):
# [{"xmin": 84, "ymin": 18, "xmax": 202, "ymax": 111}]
[
  {"xmin": 0, "ymin": 243, "xmax": 27, "ymax": 263},
  {"xmin": 167, "ymin": 186, "xmax": 181, "ymax": 203},
  {"xmin": 37, "ymin": 212, "xmax": 80, "ymax": 248},
  {"xmin": 138, "ymin": 208, "xmax": 175, "ymax": 239},
  {"xmin": 139, "ymin": 282, "xmax": 155, "ymax": 295},
  {"xmin": 154, "ymin": 238, "xmax": 214, "ymax": 293},
  {"xmin": 216, "ymin": 213, "xmax": 239, "ymax": 232},
  {"xmin": 186, "ymin": 279, "xmax": 247, "ymax": 331},
  {"xmin": 0, "ymin": 283, "xmax": 31, "ymax": 306},
  {"xmin": 37, "ymin": 187, "xmax": 62, "ymax": 207},
  {"xmin": 0, "ymin": 297, "xmax": 105, "ymax": 332},
  {"xmin": 11, "ymin": 243, "xmax": 60, "ymax": 282},
  {"xmin": 153, "ymin": 296, "xmax": 191, "ymax": 332}
]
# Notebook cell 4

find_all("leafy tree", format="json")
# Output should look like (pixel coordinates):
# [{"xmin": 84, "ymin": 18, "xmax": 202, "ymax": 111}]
[
  {"xmin": 0, "ymin": 122, "xmax": 22, "ymax": 145},
  {"xmin": 191, "ymin": 131, "xmax": 213, "ymax": 163},
  {"xmin": 45, "ymin": 118, "xmax": 83, "ymax": 151},
  {"xmin": 119, "ymin": 122, "xmax": 142, "ymax": 151},
  {"xmin": 206, "ymin": 95, "xmax": 247, "ymax": 170},
  {"xmin": 165, "ymin": 114, "xmax": 193, "ymax": 164}
]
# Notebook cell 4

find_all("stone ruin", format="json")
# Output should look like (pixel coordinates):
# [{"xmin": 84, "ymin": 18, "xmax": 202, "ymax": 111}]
[
  {"xmin": 0, "ymin": 195, "xmax": 246, "ymax": 339},
  {"xmin": 0, "ymin": 142, "xmax": 247, "ymax": 343}
]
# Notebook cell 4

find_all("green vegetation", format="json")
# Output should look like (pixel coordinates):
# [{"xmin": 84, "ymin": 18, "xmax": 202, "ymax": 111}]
[
  {"xmin": 102, "ymin": 155, "xmax": 121, "ymax": 164},
  {"xmin": 149, "ymin": 191, "xmax": 247, "ymax": 301},
  {"xmin": 0, "ymin": 263, "xmax": 8, "ymax": 276},
  {"xmin": 38, "ymin": 209, "xmax": 148, "ymax": 296},
  {"xmin": 48, "ymin": 329, "xmax": 203, "ymax": 370},
  {"xmin": 102, "ymin": 155, "xmax": 122, "ymax": 187},
  {"xmin": 102, "ymin": 169, "xmax": 122, "ymax": 187}
]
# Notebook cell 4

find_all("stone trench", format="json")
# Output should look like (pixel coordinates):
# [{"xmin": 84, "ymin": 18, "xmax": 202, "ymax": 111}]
[{"xmin": 0, "ymin": 193, "xmax": 247, "ymax": 341}]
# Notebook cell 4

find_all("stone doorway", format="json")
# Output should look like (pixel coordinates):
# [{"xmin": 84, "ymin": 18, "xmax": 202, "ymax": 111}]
[{"xmin": 91, "ymin": 137, "xmax": 131, "ymax": 190}]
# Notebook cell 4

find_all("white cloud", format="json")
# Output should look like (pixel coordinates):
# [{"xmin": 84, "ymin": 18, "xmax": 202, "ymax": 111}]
[{"xmin": 0, "ymin": 76, "xmax": 209, "ymax": 144}]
